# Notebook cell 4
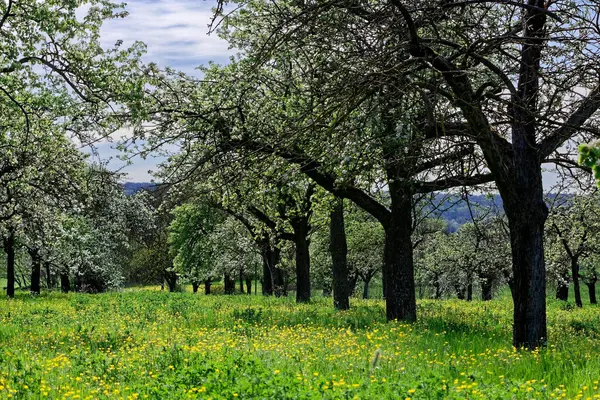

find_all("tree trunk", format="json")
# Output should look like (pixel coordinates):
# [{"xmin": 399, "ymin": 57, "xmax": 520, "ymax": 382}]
[
  {"xmin": 45, "ymin": 261, "xmax": 52, "ymax": 289},
  {"xmin": 60, "ymin": 272, "xmax": 70, "ymax": 293},
  {"xmin": 587, "ymin": 282, "xmax": 597, "ymax": 304},
  {"xmin": 455, "ymin": 283, "xmax": 465, "ymax": 300},
  {"xmin": 383, "ymin": 185, "xmax": 416, "ymax": 322},
  {"xmin": 481, "ymin": 281, "xmax": 493, "ymax": 301},
  {"xmin": 273, "ymin": 266, "xmax": 285, "ymax": 297},
  {"xmin": 165, "ymin": 271, "xmax": 178, "ymax": 292},
  {"xmin": 224, "ymin": 273, "xmax": 235, "ymax": 294},
  {"xmin": 571, "ymin": 258, "xmax": 583, "ymax": 308},
  {"xmin": 245, "ymin": 277, "xmax": 252, "ymax": 295},
  {"xmin": 261, "ymin": 250, "xmax": 273, "ymax": 295},
  {"xmin": 434, "ymin": 276, "xmax": 442, "ymax": 299},
  {"xmin": 556, "ymin": 280, "xmax": 569, "ymax": 301},
  {"xmin": 30, "ymin": 250, "xmax": 41, "ymax": 295},
  {"xmin": 362, "ymin": 274, "xmax": 373, "ymax": 299},
  {"xmin": 291, "ymin": 217, "xmax": 311, "ymax": 303},
  {"xmin": 4, "ymin": 233, "xmax": 15, "ymax": 298},
  {"xmin": 192, "ymin": 282, "xmax": 200, "ymax": 294},
  {"xmin": 329, "ymin": 197, "xmax": 350, "ymax": 310},
  {"xmin": 239, "ymin": 269, "xmax": 245, "ymax": 294},
  {"xmin": 502, "ymin": 189, "xmax": 548, "ymax": 349},
  {"xmin": 349, "ymin": 273, "xmax": 359, "ymax": 296},
  {"xmin": 466, "ymin": 282, "xmax": 473, "ymax": 302},
  {"xmin": 204, "ymin": 279, "xmax": 212, "ymax": 295},
  {"xmin": 263, "ymin": 242, "xmax": 284, "ymax": 297}
]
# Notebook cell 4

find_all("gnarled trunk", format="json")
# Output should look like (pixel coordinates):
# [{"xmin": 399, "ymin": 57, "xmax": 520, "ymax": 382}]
[
  {"xmin": 587, "ymin": 281, "xmax": 597, "ymax": 304},
  {"xmin": 362, "ymin": 274, "xmax": 373, "ymax": 299},
  {"xmin": 329, "ymin": 198, "xmax": 350, "ymax": 310},
  {"xmin": 466, "ymin": 282, "xmax": 473, "ymax": 302},
  {"xmin": 165, "ymin": 271, "xmax": 178, "ymax": 292},
  {"xmin": 291, "ymin": 217, "xmax": 311, "ymax": 303},
  {"xmin": 60, "ymin": 272, "xmax": 70, "ymax": 293},
  {"xmin": 4, "ymin": 233, "xmax": 15, "ymax": 298},
  {"xmin": 556, "ymin": 280, "xmax": 569, "ymax": 301},
  {"xmin": 434, "ymin": 277, "xmax": 442, "ymax": 300},
  {"xmin": 245, "ymin": 277, "xmax": 252, "ymax": 295},
  {"xmin": 503, "ymin": 188, "xmax": 548, "ymax": 349},
  {"xmin": 383, "ymin": 185, "xmax": 416, "ymax": 322},
  {"xmin": 262, "ymin": 251, "xmax": 273, "ymax": 295},
  {"xmin": 204, "ymin": 279, "xmax": 212, "ymax": 295},
  {"xmin": 30, "ymin": 250, "xmax": 41, "ymax": 295},
  {"xmin": 571, "ymin": 258, "xmax": 583, "ymax": 308},
  {"xmin": 224, "ymin": 273, "xmax": 235, "ymax": 294},
  {"xmin": 239, "ymin": 269, "xmax": 245, "ymax": 294},
  {"xmin": 45, "ymin": 261, "xmax": 53, "ymax": 289},
  {"xmin": 192, "ymin": 282, "xmax": 200, "ymax": 294},
  {"xmin": 481, "ymin": 280, "xmax": 493, "ymax": 301},
  {"xmin": 455, "ymin": 283, "xmax": 465, "ymax": 300}
]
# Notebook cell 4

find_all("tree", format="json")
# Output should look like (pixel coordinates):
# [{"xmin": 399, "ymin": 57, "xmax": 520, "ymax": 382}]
[
  {"xmin": 546, "ymin": 194, "xmax": 600, "ymax": 307},
  {"xmin": 0, "ymin": 125, "xmax": 87, "ymax": 297},
  {"xmin": 169, "ymin": 202, "xmax": 225, "ymax": 292},
  {"xmin": 345, "ymin": 206, "xmax": 385, "ymax": 300},
  {"xmin": 211, "ymin": 0, "xmax": 600, "ymax": 349},
  {"xmin": 329, "ymin": 197, "xmax": 350, "ymax": 309},
  {"xmin": 0, "ymin": 0, "xmax": 147, "ymax": 144},
  {"xmin": 127, "ymin": 50, "xmax": 491, "ymax": 321}
]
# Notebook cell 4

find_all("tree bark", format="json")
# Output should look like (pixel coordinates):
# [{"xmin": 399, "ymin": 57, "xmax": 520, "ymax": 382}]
[
  {"xmin": 204, "ymin": 279, "xmax": 212, "ymax": 295},
  {"xmin": 262, "ymin": 241, "xmax": 285, "ymax": 297},
  {"xmin": 291, "ymin": 217, "xmax": 311, "ymax": 303},
  {"xmin": 455, "ymin": 283, "xmax": 465, "ymax": 300},
  {"xmin": 481, "ymin": 281, "xmax": 493, "ymax": 301},
  {"xmin": 362, "ymin": 275, "xmax": 372, "ymax": 299},
  {"xmin": 571, "ymin": 258, "xmax": 583, "ymax": 308},
  {"xmin": 165, "ymin": 271, "xmax": 178, "ymax": 292},
  {"xmin": 261, "ymin": 250, "xmax": 273, "ymax": 295},
  {"xmin": 239, "ymin": 269, "xmax": 245, "ymax": 294},
  {"xmin": 45, "ymin": 261, "xmax": 52, "ymax": 289},
  {"xmin": 30, "ymin": 250, "xmax": 41, "ymax": 295},
  {"xmin": 245, "ymin": 277, "xmax": 252, "ymax": 295},
  {"xmin": 349, "ymin": 273, "xmax": 359, "ymax": 296},
  {"xmin": 4, "ymin": 233, "xmax": 15, "ymax": 298},
  {"xmin": 60, "ymin": 272, "xmax": 70, "ymax": 293},
  {"xmin": 556, "ymin": 279, "xmax": 569, "ymax": 301},
  {"xmin": 383, "ymin": 185, "xmax": 416, "ymax": 322},
  {"xmin": 433, "ymin": 275, "xmax": 442, "ymax": 299},
  {"xmin": 587, "ymin": 282, "xmax": 597, "ymax": 304},
  {"xmin": 224, "ymin": 273, "xmax": 235, "ymax": 294},
  {"xmin": 466, "ymin": 282, "xmax": 473, "ymax": 302},
  {"xmin": 192, "ymin": 282, "xmax": 200, "ymax": 294},
  {"xmin": 329, "ymin": 197, "xmax": 350, "ymax": 310},
  {"xmin": 503, "ymin": 190, "xmax": 548, "ymax": 349}
]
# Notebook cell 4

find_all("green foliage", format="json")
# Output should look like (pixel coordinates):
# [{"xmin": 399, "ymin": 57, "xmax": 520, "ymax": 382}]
[
  {"xmin": 1, "ymin": 291, "xmax": 600, "ymax": 398},
  {"xmin": 579, "ymin": 144, "xmax": 600, "ymax": 187}
]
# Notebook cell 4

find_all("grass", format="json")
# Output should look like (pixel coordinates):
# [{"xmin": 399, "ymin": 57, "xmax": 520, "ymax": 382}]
[{"xmin": 0, "ymin": 291, "xmax": 599, "ymax": 399}]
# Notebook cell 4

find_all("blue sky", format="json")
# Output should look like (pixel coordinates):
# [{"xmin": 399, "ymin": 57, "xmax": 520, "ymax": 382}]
[{"xmin": 90, "ymin": 0, "xmax": 233, "ymax": 182}]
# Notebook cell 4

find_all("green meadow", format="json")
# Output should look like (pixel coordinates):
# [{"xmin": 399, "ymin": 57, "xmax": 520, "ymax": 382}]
[{"xmin": 1, "ymin": 291, "xmax": 599, "ymax": 399}]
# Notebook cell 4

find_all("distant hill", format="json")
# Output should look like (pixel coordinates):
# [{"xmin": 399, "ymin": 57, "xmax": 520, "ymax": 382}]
[
  {"xmin": 121, "ymin": 183, "xmax": 569, "ymax": 232},
  {"xmin": 122, "ymin": 182, "xmax": 155, "ymax": 196},
  {"xmin": 428, "ymin": 194, "xmax": 503, "ymax": 232}
]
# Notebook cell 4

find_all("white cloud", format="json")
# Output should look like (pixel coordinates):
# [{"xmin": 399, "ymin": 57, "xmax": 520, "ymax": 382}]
[
  {"xmin": 85, "ymin": 1, "xmax": 235, "ymax": 181},
  {"xmin": 99, "ymin": 0, "xmax": 235, "ymax": 75}
]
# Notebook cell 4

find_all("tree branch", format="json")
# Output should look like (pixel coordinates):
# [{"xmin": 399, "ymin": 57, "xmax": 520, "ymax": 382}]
[
  {"xmin": 414, "ymin": 173, "xmax": 494, "ymax": 193},
  {"xmin": 413, "ymin": 144, "xmax": 475, "ymax": 174},
  {"xmin": 233, "ymin": 139, "xmax": 392, "ymax": 225},
  {"xmin": 538, "ymin": 84, "xmax": 600, "ymax": 158}
]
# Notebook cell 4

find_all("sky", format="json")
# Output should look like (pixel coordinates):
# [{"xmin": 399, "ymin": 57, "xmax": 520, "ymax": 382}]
[{"xmin": 89, "ymin": 0, "xmax": 233, "ymax": 182}]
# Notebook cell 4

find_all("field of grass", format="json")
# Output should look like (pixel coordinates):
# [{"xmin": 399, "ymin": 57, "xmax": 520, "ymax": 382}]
[{"xmin": 1, "ymin": 291, "xmax": 599, "ymax": 399}]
